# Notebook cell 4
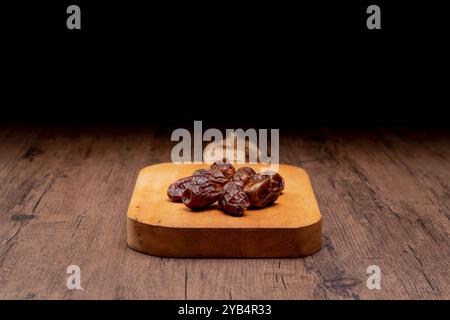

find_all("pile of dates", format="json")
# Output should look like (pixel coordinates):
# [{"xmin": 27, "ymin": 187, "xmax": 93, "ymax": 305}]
[{"xmin": 167, "ymin": 162, "xmax": 285, "ymax": 216}]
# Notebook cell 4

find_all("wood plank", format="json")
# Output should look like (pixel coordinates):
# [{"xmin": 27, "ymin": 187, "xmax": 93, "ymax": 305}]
[
  {"xmin": 278, "ymin": 128, "xmax": 450, "ymax": 299},
  {"xmin": 0, "ymin": 125, "xmax": 448, "ymax": 299}
]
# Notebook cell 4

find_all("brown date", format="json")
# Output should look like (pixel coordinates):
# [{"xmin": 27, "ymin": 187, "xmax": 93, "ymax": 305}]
[
  {"xmin": 244, "ymin": 175, "xmax": 282, "ymax": 208},
  {"xmin": 193, "ymin": 168, "xmax": 230, "ymax": 186},
  {"xmin": 192, "ymin": 169, "xmax": 210, "ymax": 176},
  {"xmin": 218, "ymin": 181, "xmax": 250, "ymax": 216},
  {"xmin": 233, "ymin": 167, "xmax": 256, "ymax": 186},
  {"xmin": 259, "ymin": 171, "xmax": 285, "ymax": 192},
  {"xmin": 210, "ymin": 162, "xmax": 235, "ymax": 179},
  {"xmin": 182, "ymin": 181, "xmax": 223, "ymax": 210},
  {"xmin": 167, "ymin": 176, "xmax": 195, "ymax": 202},
  {"xmin": 167, "ymin": 174, "xmax": 214, "ymax": 202}
]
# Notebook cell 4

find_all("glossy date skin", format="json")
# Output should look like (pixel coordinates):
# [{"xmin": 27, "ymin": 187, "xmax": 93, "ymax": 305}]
[
  {"xmin": 218, "ymin": 181, "xmax": 250, "ymax": 216},
  {"xmin": 182, "ymin": 181, "xmax": 223, "ymax": 210},
  {"xmin": 167, "ymin": 176, "xmax": 196, "ymax": 202},
  {"xmin": 259, "ymin": 171, "xmax": 285, "ymax": 192},
  {"xmin": 210, "ymin": 162, "xmax": 235, "ymax": 179},
  {"xmin": 167, "ymin": 164, "xmax": 232, "ymax": 204},
  {"xmin": 244, "ymin": 174, "xmax": 282, "ymax": 208},
  {"xmin": 233, "ymin": 167, "xmax": 257, "ymax": 186},
  {"xmin": 193, "ymin": 168, "xmax": 230, "ymax": 186}
]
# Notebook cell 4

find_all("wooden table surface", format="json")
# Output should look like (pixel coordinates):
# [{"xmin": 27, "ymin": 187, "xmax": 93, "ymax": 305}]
[{"xmin": 0, "ymin": 123, "xmax": 449, "ymax": 300}]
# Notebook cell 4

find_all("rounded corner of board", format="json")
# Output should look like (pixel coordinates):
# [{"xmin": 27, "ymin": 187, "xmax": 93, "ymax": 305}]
[{"xmin": 138, "ymin": 162, "xmax": 170, "ymax": 174}]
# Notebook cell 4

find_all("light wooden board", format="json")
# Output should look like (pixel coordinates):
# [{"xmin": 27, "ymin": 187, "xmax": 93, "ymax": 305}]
[{"xmin": 127, "ymin": 163, "xmax": 322, "ymax": 258}]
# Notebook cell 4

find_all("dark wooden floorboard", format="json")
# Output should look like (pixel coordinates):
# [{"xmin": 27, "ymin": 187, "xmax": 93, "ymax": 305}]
[{"xmin": 0, "ymin": 125, "xmax": 448, "ymax": 299}]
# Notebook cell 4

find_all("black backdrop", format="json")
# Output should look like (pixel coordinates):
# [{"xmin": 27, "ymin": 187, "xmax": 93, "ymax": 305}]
[{"xmin": 2, "ymin": 1, "xmax": 448, "ymax": 127}]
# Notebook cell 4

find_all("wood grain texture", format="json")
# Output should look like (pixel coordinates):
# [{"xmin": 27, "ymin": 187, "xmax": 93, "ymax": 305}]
[
  {"xmin": 127, "ymin": 163, "xmax": 322, "ymax": 258},
  {"xmin": 0, "ymin": 123, "xmax": 449, "ymax": 299}
]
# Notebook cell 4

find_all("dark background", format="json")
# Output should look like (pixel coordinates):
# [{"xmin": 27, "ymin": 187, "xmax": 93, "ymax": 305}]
[{"xmin": 1, "ymin": 1, "xmax": 448, "ymax": 127}]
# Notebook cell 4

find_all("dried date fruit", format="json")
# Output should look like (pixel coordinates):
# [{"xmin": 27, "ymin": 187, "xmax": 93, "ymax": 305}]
[
  {"xmin": 233, "ymin": 167, "xmax": 257, "ymax": 186},
  {"xmin": 218, "ymin": 181, "xmax": 250, "ymax": 216},
  {"xmin": 182, "ymin": 181, "xmax": 223, "ymax": 210},
  {"xmin": 259, "ymin": 171, "xmax": 285, "ymax": 192},
  {"xmin": 210, "ymin": 161, "xmax": 235, "ymax": 179},
  {"xmin": 244, "ymin": 176, "xmax": 281, "ymax": 208},
  {"xmin": 193, "ymin": 168, "xmax": 230, "ymax": 186},
  {"xmin": 192, "ymin": 169, "xmax": 209, "ymax": 176},
  {"xmin": 167, "ymin": 176, "xmax": 195, "ymax": 202},
  {"xmin": 167, "ymin": 175, "xmax": 212, "ymax": 202},
  {"xmin": 168, "ymin": 166, "xmax": 284, "ymax": 216}
]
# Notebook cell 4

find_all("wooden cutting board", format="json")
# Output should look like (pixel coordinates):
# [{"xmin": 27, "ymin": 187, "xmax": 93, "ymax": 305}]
[{"xmin": 127, "ymin": 163, "xmax": 322, "ymax": 258}]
